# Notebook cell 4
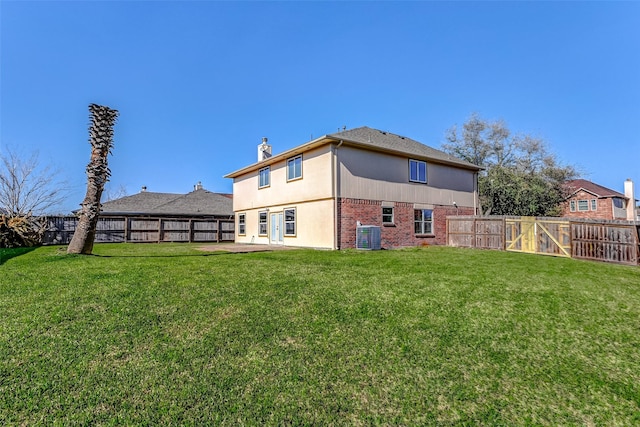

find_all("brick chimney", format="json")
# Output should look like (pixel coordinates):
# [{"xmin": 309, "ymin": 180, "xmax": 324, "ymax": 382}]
[{"xmin": 624, "ymin": 179, "xmax": 635, "ymax": 221}]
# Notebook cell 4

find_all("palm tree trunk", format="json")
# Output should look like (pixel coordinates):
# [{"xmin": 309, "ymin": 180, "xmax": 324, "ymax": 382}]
[{"xmin": 67, "ymin": 104, "xmax": 118, "ymax": 254}]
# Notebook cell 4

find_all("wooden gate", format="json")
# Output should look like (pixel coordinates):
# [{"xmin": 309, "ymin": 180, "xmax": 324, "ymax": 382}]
[{"xmin": 505, "ymin": 217, "xmax": 571, "ymax": 257}]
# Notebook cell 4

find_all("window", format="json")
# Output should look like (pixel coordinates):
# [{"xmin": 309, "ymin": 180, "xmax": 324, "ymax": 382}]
[
  {"xmin": 382, "ymin": 207, "xmax": 394, "ymax": 225},
  {"xmin": 287, "ymin": 155, "xmax": 302, "ymax": 181},
  {"xmin": 409, "ymin": 159, "xmax": 427, "ymax": 183},
  {"xmin": 414, "ymin": 209, "xmax": 433, "ymax": 234},
  {"xmin": 591, "ymin": 199, "xmax": 597, "ymax": 211},
  {"xmin": 259, "ymin": 167, "xmax": 270, "ymax": 188},
  {"xmin": 578, "ymin": 200, "xmax": 589, "ymax": 211},
  {"xmin": 284, "ymin": 208, "xmax": 296, "ymax": 236},
  {"xmin": 613, "ymin": 197, "xmax": 626, "ymax": 209},
  {"xmin": 570, "ymin": 200, "xmax": 576, "ymax": 212},
  {"xmin": 238, "ymin": 213, "xmax": 246, "ymax": 235},
  {"xmin": 258, "ymin": 211, "xmax": 267, "ymax": 235}
]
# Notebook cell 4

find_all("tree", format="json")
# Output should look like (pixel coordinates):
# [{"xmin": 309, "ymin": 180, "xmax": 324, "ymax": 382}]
[
  {"xmin": 67, "ymin": 104, "xmax": 119, "ymax": 255},
  {"xmin": 443, "ymin": 113, "xmax": 577, "ymax": 216},
  {"xmin": 0, "ymin": 146, "xmax": 68, "ymax": 247},
  {"xmin": 0, "ymin": 146, "xmax": 68, "ymax": 216},
  {"xmin": 103, "ymin": 183, "xmax": 128, "ymax": 202}
]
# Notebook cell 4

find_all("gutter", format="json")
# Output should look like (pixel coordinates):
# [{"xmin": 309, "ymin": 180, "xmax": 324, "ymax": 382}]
[{"xmin": 333, "ymin": 140, "xmax": 343, "ymax": 250}]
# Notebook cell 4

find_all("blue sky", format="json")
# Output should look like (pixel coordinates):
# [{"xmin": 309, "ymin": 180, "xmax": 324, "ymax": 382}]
[{"xmin": 1, "ymin": 1, "xmax": 639, "ymax": 213}]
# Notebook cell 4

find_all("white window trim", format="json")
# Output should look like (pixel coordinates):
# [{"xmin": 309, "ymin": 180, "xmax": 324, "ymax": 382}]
[
  {"xmin": 382, "ymin": 206, "xmax": 394, "ymax": 225},
  {"xmin": 238, "ymin": 213, "xmax": 246, "ymax": 236},
  {"xmin": 259, "ymin": 166, "xmax": 270, "ymax": 188},
  {"xmin": 414, "ymin": 209, "xmax": 433, "ymax": 235},
  {"xmin": 409, "ymin": 159, "xmax": 427, "ymax": 184},
  {"xmin": 258, "ymin": 211, "xmax": 268, "ymax": 236},
  {"xmin": 577, "ymin": 199, "xmax": 589, "ymax": 211},
  {"xmin": 284, "ymin": 207, "xmax": 296, "ymax": 237},
  {"xmin": 287, "ymin": 155, "xmax": 303, "ymax": 182}
]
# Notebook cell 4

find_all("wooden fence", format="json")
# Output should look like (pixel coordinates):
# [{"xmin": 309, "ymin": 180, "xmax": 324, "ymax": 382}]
[
  {"xmin": 42, "ymin": 216, "xmax": 235, "ymax": 245},
  {"xmin": 447, "ymin": 216, "xmax": 640, "ymax": 266}
]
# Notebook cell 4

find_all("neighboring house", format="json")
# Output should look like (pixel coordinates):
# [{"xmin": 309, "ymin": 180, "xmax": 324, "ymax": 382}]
[
  {"xmin": 561, "ymin": 178, "xmax": 637, "ymax": 221},
  {"xmin": 225, "ymin": 126, "xmax": 482, "ymax": 249},
  {"xmin": 100, "ymin": 182, "xmax": 234, "ymax": 218}
]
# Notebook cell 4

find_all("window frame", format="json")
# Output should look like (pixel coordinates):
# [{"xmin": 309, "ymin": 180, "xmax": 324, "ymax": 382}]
[
  {"xmin": 258, "ymin": 211, "xmax": 268, "ymax": 236},
  {"xmin": 414, "ymin": 209, "xmax": 433, "ymax": 235},
  {"xmin": 258, "ymin": 166, "xmax": 270, "ymax": 188},
  {"xmin": 590, "ymin": 199, "xmax": 597, "ymax": 211},
  {"xmin": 382, "ymin": 206, "xmax": 394, "ymax": 225},
  {"xmin": 287, "ymin": 155, "xmax": 303, "ymax": 182},
  {"xmin": 577, "ymin": 199, "xmax": 589, "ymax": 211},
  {"xmin": 613, "ymin": 197, "xmax": 626, "ymax": 209},
  {"xmin": 570, "ymin": 200, "xmax": 576, "ymax": 212},
  {"xmin": 238, "ymin": 213, "xmax": 246, "ymax": 235},
  {"xmin": 409, "ymin": 159, "xmax": 427, "ymax": 184},
  {"xmin": 284, "ymin": 208, "xmax": 296, "ymax": 236}
]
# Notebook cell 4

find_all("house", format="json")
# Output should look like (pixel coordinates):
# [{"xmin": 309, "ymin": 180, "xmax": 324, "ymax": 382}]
[
  {"xmin": 224, "ymin": 126, "xmax": 482, "ymax": 249},
  {"xmin": 43, "ymin": 183, "xmax": 235, "ymax": 245},
  {"xmin": 100, "ymin": 182, "xmax": 233, "ymax": 219},
  {"xmin": 561, "ymin": 178, "xmax": 636, "ymax": 221}
]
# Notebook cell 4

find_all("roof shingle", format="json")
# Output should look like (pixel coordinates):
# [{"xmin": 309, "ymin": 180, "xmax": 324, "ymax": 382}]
[
  {"xmin": 329, "ymin": 126, "xmax": 482, "ymax": 170},
  {"xmin": 100, "ymin": 189, "xmax": 233, "ymax": 216},
  {"xmin": 564, "ymin": 179, "xmax": 625, "ymax": 198}
]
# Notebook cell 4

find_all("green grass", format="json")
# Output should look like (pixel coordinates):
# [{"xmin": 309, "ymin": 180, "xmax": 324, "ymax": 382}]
[{"xmin": 1, "ymin": 243, "xmax": 639, "ymax": 425}]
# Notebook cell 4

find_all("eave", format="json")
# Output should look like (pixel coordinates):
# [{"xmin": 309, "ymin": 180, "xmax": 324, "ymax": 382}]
[{"xmin": 224, "ymin": 134, "xmax": 483, "ymax": 179}]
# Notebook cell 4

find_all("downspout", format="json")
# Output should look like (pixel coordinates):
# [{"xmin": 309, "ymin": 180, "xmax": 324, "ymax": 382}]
[
  {"xmin": 333, "ymin": 140, "xmax": 344, "ymax": 249},
  {"xmin": 474, "ymin": 171, "xmax": 479, "ymax": 215}
]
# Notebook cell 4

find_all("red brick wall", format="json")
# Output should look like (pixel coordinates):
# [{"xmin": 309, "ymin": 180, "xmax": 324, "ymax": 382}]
[
  {"xmin": 561, "ymin": 191, "xmax": 614, "ymax": 220},
  {"xmin": 338, "ymin": 198, "xmax": 474, "ymax": 249}
]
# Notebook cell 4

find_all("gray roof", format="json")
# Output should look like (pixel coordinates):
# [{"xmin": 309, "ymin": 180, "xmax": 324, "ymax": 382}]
[
  {"xmin": 100, "ymin": 189, "xmax": 233, "ymax": 217},
  {"xmin": 329, "ymin": 126, "xmax": 482, "ymax": 170},
  {"xmin": 225, "ymin": 125, "xmax": 482, "ymax": 178}
]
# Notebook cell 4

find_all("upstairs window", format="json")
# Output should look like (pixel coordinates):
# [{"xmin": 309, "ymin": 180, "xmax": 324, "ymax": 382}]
[
  {"xmin": 591, "ymin": 199, "xmax": 597, "ymax": 211},
  {"xmin": 409, "ymin": 159, "xmax": 427, "ymax": 183},
  {"xmin": 287, "ymin": 155, "xmax": 302, "ymax": 181},
  {"xmin": 613, "ymin": 197, "xmax": 626, "ymax": 209},
  {"xmin": 259, "ymin": 167, "xmax": 270, "ymax": 188},
  {"xmin": 414, "ymin": 209, "xmax": 433, "ymax": 235},
  {"xmin": 570, "ymin": 200, "xmax": 576, "ymax": 212},
  {"xmin": 578, "ymin": 200, "xmax": 589, "ymax": 211},
  {"xmin": 258, "ymin": 211, "xmax": 267, "ymax": 235}
]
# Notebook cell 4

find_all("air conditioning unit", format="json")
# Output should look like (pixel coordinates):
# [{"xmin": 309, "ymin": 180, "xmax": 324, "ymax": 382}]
[{"xmin": 356, "ymin": 225, "xmax": 381, "ymax": 250}]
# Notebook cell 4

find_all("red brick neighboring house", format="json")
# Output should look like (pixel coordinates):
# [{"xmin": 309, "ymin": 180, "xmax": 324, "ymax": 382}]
[{"xmin": 561, "ymin": 179, "xmax": 636, "ymax": 221}]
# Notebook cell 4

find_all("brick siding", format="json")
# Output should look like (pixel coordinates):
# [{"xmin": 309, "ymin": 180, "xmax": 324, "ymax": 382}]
[
  {"xmin": 561, "ymin": 191, "xmax": 614, "ymax": 220},
  {"xmin": 337, "ymin": 197, "xmax": 474, "ymax": 249}
]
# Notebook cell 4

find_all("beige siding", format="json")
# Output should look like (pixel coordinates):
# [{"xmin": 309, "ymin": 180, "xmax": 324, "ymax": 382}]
[
  {"xmin": 233, "ymin": 145, "xmax": 334, "ymax": 212},
  {"xmin": 338, "ymin": 146, "xmax": 477, "ymax": 207},
  {"xmin": 235, "ymin": 199, "xmax": 335, "ymax": 249}
]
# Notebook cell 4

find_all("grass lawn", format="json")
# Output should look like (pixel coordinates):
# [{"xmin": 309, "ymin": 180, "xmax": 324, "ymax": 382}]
[{"xmin": 1, "ymin": 243, "xmax": 639, "ymax": 425}]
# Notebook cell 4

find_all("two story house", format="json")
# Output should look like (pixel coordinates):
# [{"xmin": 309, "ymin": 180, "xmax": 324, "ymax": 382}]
[
  {"xmin": 561, "ymin": 178, "xmax": 637, "ymax": 221},
  {"xmin": 224, "ymin": 126, "xmax": 482, "ymax": 249}
]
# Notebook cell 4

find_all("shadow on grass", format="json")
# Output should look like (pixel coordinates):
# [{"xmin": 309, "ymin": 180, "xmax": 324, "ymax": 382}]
[{"xmin": 0, "ymin": 246, "xmax": 38, "ymax": 266}]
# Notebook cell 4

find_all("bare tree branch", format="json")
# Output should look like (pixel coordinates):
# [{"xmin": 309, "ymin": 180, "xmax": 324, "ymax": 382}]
[{"xmin": 0, "ymin": 146, "xmax": 68, "ymax": 216}]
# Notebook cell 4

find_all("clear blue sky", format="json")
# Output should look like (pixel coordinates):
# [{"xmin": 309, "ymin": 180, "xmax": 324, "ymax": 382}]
[{"xmin": 1, "ymin": 1, "xmax": 639, "ymax": 214}]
